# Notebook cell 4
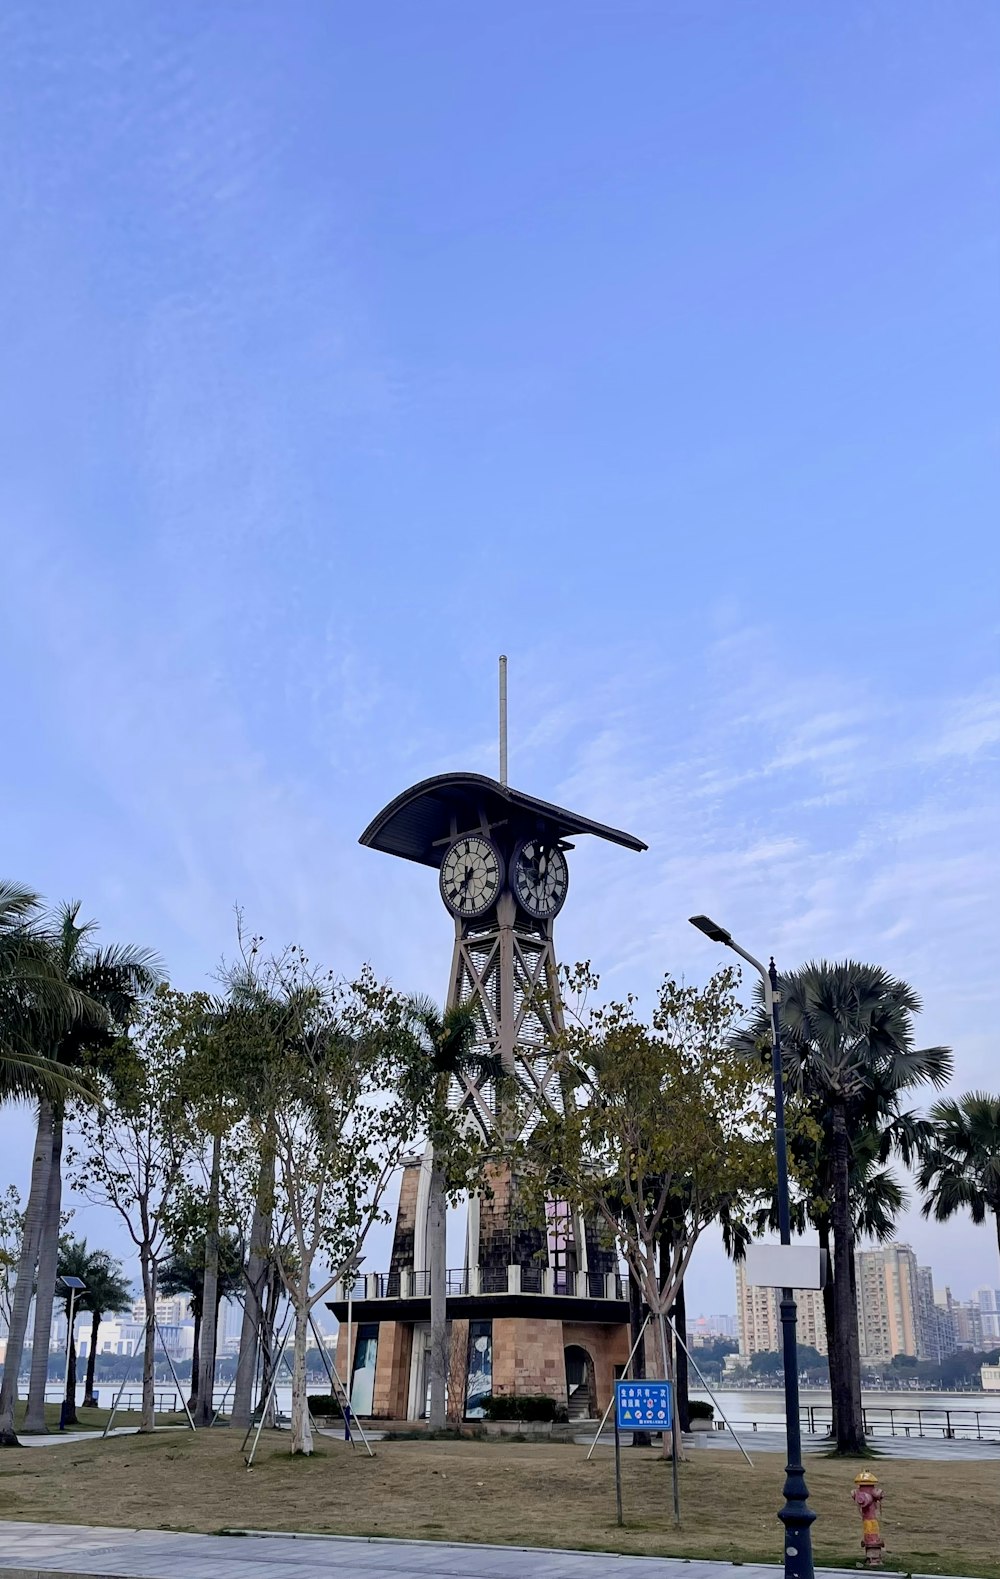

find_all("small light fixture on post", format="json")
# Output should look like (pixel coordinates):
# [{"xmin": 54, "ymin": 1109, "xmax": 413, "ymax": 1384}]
[
  {"xmin": 689, "ymin": 915, "xmax": 816, "ymax": 1579},
  {"xmin": 58, "ymin": 1275, "xmax": 87, "ymax": 1433}
]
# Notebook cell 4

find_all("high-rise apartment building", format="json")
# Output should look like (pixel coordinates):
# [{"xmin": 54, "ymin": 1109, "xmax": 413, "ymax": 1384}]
[
  {"xmin": 855, "ymin": 1244, "xmax": 927, "ymax": 1363},
  {"xmin": 977, "ymin": 1288, "xmax": 1000, "ymax": 1343},
  {"xmin": 735, "ymin": 1262, "xmax": 828, "ymax": 1357}
]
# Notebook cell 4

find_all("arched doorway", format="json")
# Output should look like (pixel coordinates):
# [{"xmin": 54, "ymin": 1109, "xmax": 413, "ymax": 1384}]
[{"xmin": 564, "ymin": 1345, "xmax": 596, "ymax": 1420}]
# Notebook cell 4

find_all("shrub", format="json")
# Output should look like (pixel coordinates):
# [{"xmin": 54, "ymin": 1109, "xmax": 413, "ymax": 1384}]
[
  {"xmin": 687, "ymin": 1398, "xmax": 714, "ymax": 1422},
  {"xmin": 307, "ymin": 1392, "xmax": 343, "ymax": 1417},
  {"xmin": 481, "ymin": 1393, "xmax": 562, "ymax": 1423}
]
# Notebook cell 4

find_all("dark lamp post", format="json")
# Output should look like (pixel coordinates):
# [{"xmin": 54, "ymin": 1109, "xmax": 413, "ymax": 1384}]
[
  {"xmin": 688, "ymin": 916, "xmax": 816, "ymax": 1579},
  {"xmin": 58, "ymin": 1275, "xmax": 87, "ymax": 1433}
]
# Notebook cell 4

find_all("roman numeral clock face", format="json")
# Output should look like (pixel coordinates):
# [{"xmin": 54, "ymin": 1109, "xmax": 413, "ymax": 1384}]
[
  {"xmin": 439, "ymin": 835, "xmax": 503, "ymax": 917},
  {"xmin": 512, "ymin": 838, "xmax": 569, "ymax": 919}
]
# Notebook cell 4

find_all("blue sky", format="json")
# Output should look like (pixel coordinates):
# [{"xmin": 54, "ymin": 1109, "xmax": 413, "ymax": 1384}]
[{"xmin": 2, "ymin": 3, "xmax": 999, "ymax": 1316}]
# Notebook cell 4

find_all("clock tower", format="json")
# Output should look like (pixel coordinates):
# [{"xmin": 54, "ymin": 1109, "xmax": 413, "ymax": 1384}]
[{"xmin": 330, "ymin": 768, "xmax": 646, "ymax": 1423}]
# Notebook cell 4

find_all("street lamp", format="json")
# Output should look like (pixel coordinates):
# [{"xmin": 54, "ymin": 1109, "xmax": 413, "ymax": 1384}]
[
  {"xmin": 689, "ymin": 916, "xmax": 815, "ymax": 1579},
  {"xmin": 58, "ymin": 1275, "xmax": 87, "ymax": 1432}
]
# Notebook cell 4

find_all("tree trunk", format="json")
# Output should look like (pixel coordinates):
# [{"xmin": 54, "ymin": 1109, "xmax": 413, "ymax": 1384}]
[
  {"xmin": 830, "ymin": 1099, "xmax": 865, "ymax": 1453},
  {"xmin": 187, "ymin": 1304, "xmax": 202, "ymax": 1413},
  {"xmin": 83, "ymin": 1310, "xmax": 100, "ymax": 1408},
  {"xmin": 140, "ymin": 1254, "xmax": 157, "ymax": 1432},
  {"xmin": 195, "ymin": 1132, "xmax": 222, "ymax": 1427},
  {"xmin": 673, "ymin": 1276, "xmax": 690, "ymax": 1433},
  {"xmin": 63, "ymin": 1319, "xmax": 78, "ymax": 1426},
  {"xmin": 656, "ymin": 1234, "xmax": 683, "ymax": 1463},
  {"xmin": 231, "ymin": 1142, "xmax": 274, "ymax": 1431},
  {"xmin": 289, "ymin": 1300, "xmax": 314, "ymax": 1454},
  {"xmin": 25, "ymin": 1106, "xmax": 64, "ymax": 1432},
  {"xmin": 628, "ymin": 1268, "xmax": 651, "ymax": 1447},
  {"xmin": 654, "ymin": 1306, "xmax": 683, "ymax": 1462},
  {"xmin": 0, "ymin": 1099, "xmax": 53, "ymax": 1445},
  {"xmin": 427, "ymin": 1152, "xmax": 448, "ymax": 1430},
  {"xmin": 818, "ymin": 1216, "xmax": 837, "ymax": 1442}
]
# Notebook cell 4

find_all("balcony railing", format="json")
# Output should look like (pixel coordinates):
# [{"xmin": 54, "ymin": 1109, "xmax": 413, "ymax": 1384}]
[{"xmin": 331, "ymin": 1266, "xmax": 626, "ymax": 1302}]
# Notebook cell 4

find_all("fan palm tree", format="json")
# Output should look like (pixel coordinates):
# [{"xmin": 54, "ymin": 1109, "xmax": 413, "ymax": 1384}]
[
  {"xmin": 405, "ymin": 997, "xmax": 499, "ymax": 1432},
  {"xmin": 919, "ymin": 1092, "xmax": 1000, "ymax": 1274},
  {"xmin": 160, "ymin": 1232, "xmax": 243, "ymax": 1412},
  {"xmin": 0, "ymin": 888, "xmax": 117, "ymax": 1448},
  {"xmin": 21, "ymin": 904, "xmax": 162, "ymax": 1433},
  {"xmin": 55, "ymin": 1236, "xmax": 94, "ymax": 1427},
  {"xmin": 78, "ymin": 1252, "xmax": 132, "ymax": 1409},
  {"xmin": 735, "ymin": 961, "xmax": 951, "ymax": 1455},
  {"xmin": 0, "ymin": 884, "xmax": 100, "ymax": 1103}
]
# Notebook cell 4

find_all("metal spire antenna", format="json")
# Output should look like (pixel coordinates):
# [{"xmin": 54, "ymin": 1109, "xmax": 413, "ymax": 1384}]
[{"xmin": 498, "ymin": 653, "xmax": 508, "ymax": 786}]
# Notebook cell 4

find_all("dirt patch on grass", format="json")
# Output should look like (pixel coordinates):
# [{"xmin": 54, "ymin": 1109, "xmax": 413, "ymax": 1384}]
[{"xmin": 1, "ymin": 1429, "xmax": 998, "ymax": 1576}]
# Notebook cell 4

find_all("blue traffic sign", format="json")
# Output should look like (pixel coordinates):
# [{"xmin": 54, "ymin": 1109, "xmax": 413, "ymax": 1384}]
[{"xmin": 615, "ymin": 1378, "xmax": 673, "ymax": 1431}]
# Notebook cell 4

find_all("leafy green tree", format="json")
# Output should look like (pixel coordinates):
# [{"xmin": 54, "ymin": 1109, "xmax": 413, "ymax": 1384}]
[
  {"xmin": 212, "ymin": 934, "xmax": 300, "ymax": 1435},
  {"xmin": 238, "ymin": 945, "xmax": 442, "ymax": 1454},
  {"xmin": 736, "ymin": 961, "xmax": 950, "ymax": 1455},
  {"xmin": 919, "ymin": 1092, "xmax": 1000, "ymax": 1275},
  {"xmin": 68, "ymin": 987, "xmax": 194, "ymax": 1432},
  {"xmin": 532, "ymin": 965, "xmax": 773, "ymax": 1460}
]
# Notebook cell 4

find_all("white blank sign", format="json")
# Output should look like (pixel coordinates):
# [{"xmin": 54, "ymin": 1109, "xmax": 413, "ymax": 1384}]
[{"xmin": 745, "ymin": 1243, "xmax": 825, "ymax": 1290}]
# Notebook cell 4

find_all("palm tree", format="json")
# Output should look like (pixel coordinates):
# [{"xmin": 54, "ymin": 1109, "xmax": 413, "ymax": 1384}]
[
  {"xmin": 919, "ymin": 1092, "xmax": 1000, "ymax": 1274},
  {"xmin": 0, "ymin": 887, "xmax": 114, "ymax": 1449},
  {"xmin": 55, "ymin": 1236, "xmax": 93, "ymax": 1427},
  {"xmin": 22, "ymin": 904, "xmax": 161, "ymax": 1433},
  {"xmin": 736, "ymin": 961, "xmax": 950, "ymax": 1455},
  {"xmin": 160, "ymin": 1233, "xmax": 243, "ymax": 1412},
  {"xmin": 406, "ymin": 998, "xmax": 498, "ymax": 1432},
  {"xmin": 0, "ymin": 884, "xmax": 100, "ymax": 1102},
  {"xmin": 159, "ymin": 1251, "xmax": 205, "ymax": 1410},
  {"xmin": 78, "ymin": 1252, "xmax": 132, "ymax": 1409}
]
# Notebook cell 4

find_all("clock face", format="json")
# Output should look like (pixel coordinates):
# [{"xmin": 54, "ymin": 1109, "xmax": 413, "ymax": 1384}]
[
  {"xmin": 439, "ymin": 835, "xmax": 504, "ymax": 917},
  {"xmin": 511, "ymin": 838, "xmax": 569, "ymax": 919}
]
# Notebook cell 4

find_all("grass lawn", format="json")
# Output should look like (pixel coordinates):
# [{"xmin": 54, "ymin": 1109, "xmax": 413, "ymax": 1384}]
[
  {"xmin": 1, "ymin": 1428, "xmax": 998, "ymax": 1576},
  {"xmin": 11, "ymin": 1400, "xmax": 191, "ymax": 1434}
]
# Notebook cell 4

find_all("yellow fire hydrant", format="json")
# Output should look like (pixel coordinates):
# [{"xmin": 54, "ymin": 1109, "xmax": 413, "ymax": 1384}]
[{"xmin": 852, "ymin": 1471, "xmax": 885, "ymax": 1566}]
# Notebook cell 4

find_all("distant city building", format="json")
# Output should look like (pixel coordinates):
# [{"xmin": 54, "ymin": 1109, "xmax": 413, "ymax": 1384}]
[
  {"xmin": 915, "ymin": 1265, "xmax": 944, "ymax": 1363},
  {"xmin": 981, "ymin": 1362, "xmax": 1000, "ymax": 1392},
  {"xmin": 83, "ymin": 1311, "xmax": 194, "ymax": 1362},
  {"xmin": 945, "ymin": 1290, "xmax": 984, "ymax": 1351},
  {"xmin": 132, "ymin": 1295, "xmax": 188, "ymax": 1328},
  {"xmin": 688, "ymin": 1313, "xmax": 739, "ymax": 1343},
  {"xmin": 735, "ymin": 1261, "xmax": 828, "ymax": 1357},
  {"xmin": 976, "ymin": 1288, "xmax": 1000, "ymax": 1343},
  {"xmin": 855, "ymin": 1245, "xmax": 925, "ymax": 1363}
]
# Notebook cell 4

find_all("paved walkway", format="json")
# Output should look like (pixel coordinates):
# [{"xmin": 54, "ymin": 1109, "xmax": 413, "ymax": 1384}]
[
  {"xmin": 580, "ymin": 1429, "xmax": 1000, "ymax": 1462},
  {"xmin": 0, "ymin": 1523, "xmax": 864, "ymax": 1579}
]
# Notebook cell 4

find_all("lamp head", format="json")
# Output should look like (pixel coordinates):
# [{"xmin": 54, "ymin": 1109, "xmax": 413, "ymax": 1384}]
[{"xmin": 688, "ymin": 914, "xmax": 733, "ymax": 947}]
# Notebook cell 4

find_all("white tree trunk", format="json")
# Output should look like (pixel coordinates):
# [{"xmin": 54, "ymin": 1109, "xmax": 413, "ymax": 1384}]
[
  {"xmin": 24, "ymin": 1108, "xmax": 64, "ymax": 1432},
  {"xmin": 0, "ymin": 1101, "xmax": 53, "ymax": 1445},
  {"xmin": 427, "ymin": 1156, "xmax": 448, "ymax": 1430},
  {"xmin": 231, "ymin": 1145, "xmax": 274, "ymax": 1431},
  {"xmin": 289, "ymin": 1301, "xmax": 314, "ymax": 1455}
]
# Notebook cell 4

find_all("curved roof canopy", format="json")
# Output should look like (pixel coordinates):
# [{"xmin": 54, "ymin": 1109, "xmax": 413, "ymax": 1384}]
[{"xmin": 359, "ymin": 772, "xmax": 647, "ymax": 869}]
